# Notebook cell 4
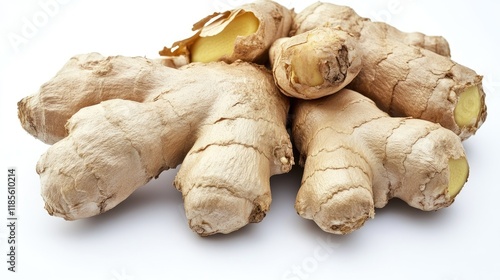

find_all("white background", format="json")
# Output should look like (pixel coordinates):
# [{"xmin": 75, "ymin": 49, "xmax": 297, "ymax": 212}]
[{"xmin": 1, "ymin": 1, "xmax": 499, "ymax": 279}]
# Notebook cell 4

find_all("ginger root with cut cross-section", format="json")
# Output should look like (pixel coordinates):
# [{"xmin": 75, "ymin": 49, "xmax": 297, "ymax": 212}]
[
  {"xmin": 18, "ymin": 0, "xmax": 488, "ymax": 237},
  {"xmin": 275, "ymin": 2, "xmax": 486, "ymax": 140},
  {"xmin": 159, "ymin": 0, "xmax": 293, "ymax": 65},
  {"xmin": 292, "ymin": 89, "xmax": 469, "ymax": 234},
  {"xmin": 18, "ymin": 53, "xmax": 293, "ymax": 236},
  {"xmin": 269, "ymin": 26, "xmax": 362, "ymax": 100}
]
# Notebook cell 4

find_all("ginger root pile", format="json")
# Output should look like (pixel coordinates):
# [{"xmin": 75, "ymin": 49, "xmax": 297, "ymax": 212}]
[{"xmin": 18, "ymin": 1, "xmax": 487, "ymax": 236}]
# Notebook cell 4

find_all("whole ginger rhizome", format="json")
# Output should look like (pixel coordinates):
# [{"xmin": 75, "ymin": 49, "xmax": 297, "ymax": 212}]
[{"xmin": 18, "ymin": 1, "xmax": 486, "ymax": 236}]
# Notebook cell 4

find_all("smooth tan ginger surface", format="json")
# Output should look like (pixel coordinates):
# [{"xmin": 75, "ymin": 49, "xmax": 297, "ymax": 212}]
[
  {"xmin": 19, "ymin": 53, "xmax": 293, "ymax": 236},
  {"xmin": 291, "ymin": 2, "xmax": 486, "ymax": 140},
  {"xmin": 269, "ymin": 26, "xmax": 362, "ymax": 99},
  {"xmin": 292, "ymin": 89, "xmax": 469, "ymax": 234},
  {"xmin": 159, "ymin": 0, "xmax": 293, "ymax": 64}
]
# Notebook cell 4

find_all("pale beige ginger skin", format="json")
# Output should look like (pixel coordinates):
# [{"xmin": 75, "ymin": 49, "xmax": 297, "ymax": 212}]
[
  {"xmin": 292, "ymin": 89, "xmax": 468, "ymax": 234},
  {"xmin": 291, "ymin": 2, "xmax": 486, "ymax": 140},
  {"xmin": 269, "ymin": 26, "xmax": 362, "ymax": 99},
  {"xmin": 18, "ymin": 52, "xmax": 172, "ymax": 144},
  {"xmin": 291, "ymin": 2, "xmax": 451, "ymax": 57},
  {"xmin": 159, "ymin": 0, "xmax": 294, "ymax": 65},
  {"xmin": 21, "ymin": 53, "xmax": 294, "ymax": 236}
]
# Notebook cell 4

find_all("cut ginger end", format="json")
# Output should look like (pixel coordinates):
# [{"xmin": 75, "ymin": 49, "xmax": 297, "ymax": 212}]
[
  {"xmin": 448, "ymin": 157, "xmax": 469, "ymax": 198},
  {"xmin": 190, "ymin": 12, "xmax": 260, "ymax": 63},
  {"xmin": 454, "ymin": 85, "xmax": 482, "ymax": 128},
  {"xmin": 290, "ymin": 52, "xmax": 323, "ymax": 87}
]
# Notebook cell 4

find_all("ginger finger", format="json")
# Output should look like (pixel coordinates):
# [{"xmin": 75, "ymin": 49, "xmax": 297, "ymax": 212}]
[
  {"xmin": 23, "ymin": 55, "xmax": 293, "ymax": 235},
  {"xmin": 292, "ymin": 89, "xmax": 468, "ymax": 234},
  {"xmin": 269, "ymin": 26, "xmax": 362, "ymax": 99},
  {"xmin": 349, "ymin": 23, "xmax": 486, "ymax": 140},
  {"xmin": 292, "ymin": 2, "xmax": 486, "ymax": 139},
  {"xmin": 291, "ymin": 2, "xmax": 451, "ymax": 57},
  {"xmin": 387, "ymin": 24, "xmax": 450, "ymax": 57},
  {"xmin": 18, "ymin": 53, "xmax": 176, "ymax": 144},
  {"xmin": 38, "ymin": 99, "xmax": 191, "ymax": 219},
  {"xmin": 159, "ymin": 0, "xmax": 293, "ymax": 64}
]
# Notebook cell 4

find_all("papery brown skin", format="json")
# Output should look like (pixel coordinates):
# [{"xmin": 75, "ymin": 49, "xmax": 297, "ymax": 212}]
[{"xmin": 159, "ymin": 0, "xmax": 294, "ymax": 65}]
